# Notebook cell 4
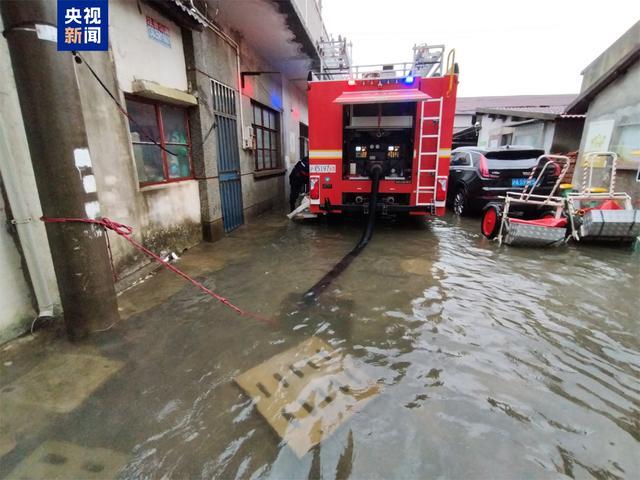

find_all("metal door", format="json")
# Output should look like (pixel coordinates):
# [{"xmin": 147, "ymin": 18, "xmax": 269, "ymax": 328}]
[{"xmin": 213, "ymin": 80, "xmax": 244, "ymax": 232}]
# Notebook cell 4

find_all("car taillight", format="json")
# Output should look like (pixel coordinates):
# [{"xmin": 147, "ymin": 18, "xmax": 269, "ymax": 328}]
[
  {"xmin": 479, "ymin": 154, "xmax": 499, "ymax": 179},
  {"xmin": 309, "ymin": 177, "xmax": 319, "ymax": 199}
]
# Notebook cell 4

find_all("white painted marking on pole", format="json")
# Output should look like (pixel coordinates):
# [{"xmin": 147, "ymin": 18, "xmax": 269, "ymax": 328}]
[
  {"xmin": 85, "ymin": 201, "xmax": 101, "ymax": 219},
  {"xmin": 74, "ymin": 148, "xmax": 92, "ymax": 168},
  {"xmin": 83, "ymin": 175, "xmax": 97, "ymax": 193},
  {"xmin": 35, "ymin": 24, "xmax": 57, "ymax": 43}
]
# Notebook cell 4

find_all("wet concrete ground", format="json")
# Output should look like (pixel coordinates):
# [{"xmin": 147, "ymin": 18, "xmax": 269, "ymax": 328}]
[{"xmin": 1, "ymin": 210, "xmax": 639, "ymax": 479}]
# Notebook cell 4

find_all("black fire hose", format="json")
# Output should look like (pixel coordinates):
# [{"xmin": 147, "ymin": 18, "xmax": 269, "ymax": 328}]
[{"xmin": 304, "ymin": 166, "xmax": 382, "ymax": 300}]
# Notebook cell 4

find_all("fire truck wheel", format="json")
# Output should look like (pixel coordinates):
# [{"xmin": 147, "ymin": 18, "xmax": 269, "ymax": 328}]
[
  {"xmin": 453, "ymin": 188, "xmax": 470, "ymax": 216},
  {"xmin": 481, "ymin": 204, "xmax": 502, "ymax": 239}
]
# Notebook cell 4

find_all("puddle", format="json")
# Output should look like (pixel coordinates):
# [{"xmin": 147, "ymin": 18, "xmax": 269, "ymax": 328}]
[{"xmin": 0, "ymin": 211, "xmax": 638, "ymax": 479}]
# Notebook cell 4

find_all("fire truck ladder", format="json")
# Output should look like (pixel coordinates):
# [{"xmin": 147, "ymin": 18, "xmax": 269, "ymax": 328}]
[{"xmin": 416, "ymin": 97, "xmax": 444, "ymax": 209}]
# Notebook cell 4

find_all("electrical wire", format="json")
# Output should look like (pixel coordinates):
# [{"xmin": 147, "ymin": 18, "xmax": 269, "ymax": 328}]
[{"xmin": 72, "ymin": 51, "xmax": 179, "ymax": 157}]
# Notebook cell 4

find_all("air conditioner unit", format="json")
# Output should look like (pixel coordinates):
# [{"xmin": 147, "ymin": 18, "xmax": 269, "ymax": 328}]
[{"xmin": 242, "ymin": 125, "xmax": 255, "ymax": 150}]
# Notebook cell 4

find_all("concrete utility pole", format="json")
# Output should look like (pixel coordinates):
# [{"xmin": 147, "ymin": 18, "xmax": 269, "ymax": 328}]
[{"xmin": 1, "ymin": 0, "xmax": 120, "ymax": 340}]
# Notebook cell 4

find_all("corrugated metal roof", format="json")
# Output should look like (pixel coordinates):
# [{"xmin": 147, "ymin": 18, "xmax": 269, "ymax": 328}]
[
  {"xmin": 476, "ymin": 106, "xmax": 585, "ymax": 121},
  {"xmin": 456, "ymin": 94, "xmax": 578, "ymax": 115}
]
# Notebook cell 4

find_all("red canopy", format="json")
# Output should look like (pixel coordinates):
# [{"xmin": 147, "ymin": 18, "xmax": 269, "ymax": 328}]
[{"xmin": 333, "ymin": 89, "xmax": 431, "ymax": 104}]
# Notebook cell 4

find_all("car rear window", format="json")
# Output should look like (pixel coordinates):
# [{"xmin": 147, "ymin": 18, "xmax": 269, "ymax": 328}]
[
  {"xmin": 485, "ymin": 150, "xmax": 544, "ymax": 160},
  {"xmin": 484, "ymin": 149, "xmax": 544, "ymax": 168}
]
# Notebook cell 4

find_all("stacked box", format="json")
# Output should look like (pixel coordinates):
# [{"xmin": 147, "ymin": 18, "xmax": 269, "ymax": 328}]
[
  {"xmin": 504, "ymin": 220, "xmax": 567, "ymax": 247},
  {"xmin": 580, "ymin": 210, "xmax": 640, "ymax": 240}
]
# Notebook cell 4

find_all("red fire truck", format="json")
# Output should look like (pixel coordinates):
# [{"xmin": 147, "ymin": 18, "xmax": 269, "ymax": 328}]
[{"xmin": 306, "ymin": 44, "xmax": 458, "ymax": 217}]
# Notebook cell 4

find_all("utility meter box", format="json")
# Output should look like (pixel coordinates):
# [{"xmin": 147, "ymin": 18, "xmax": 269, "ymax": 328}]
[{"xmin": 242, "ymin": 125, "xmax": 255, "ymax": 150}]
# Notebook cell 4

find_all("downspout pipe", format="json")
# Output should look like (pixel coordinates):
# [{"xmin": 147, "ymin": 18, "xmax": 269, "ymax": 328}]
[
  {"xmin": 0, "ymin": 13, "xmax": 57, "ymax": 320},
  {"xmin": 0, "ymin": 134, "xmax": 57, "ymax": 320}
]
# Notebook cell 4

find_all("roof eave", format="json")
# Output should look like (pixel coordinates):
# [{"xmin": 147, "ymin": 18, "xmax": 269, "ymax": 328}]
[
  {"xmin": 143, "ymin": 0, "xmax": 207, "ymax": 31},
  {"xmin": 273, "ymin": 0, "xmax": 322, "ymax": 69},
  {"xmin": 476, "ymin": 108, "xmax": 556, "ymax": 121},
  {"xmin": 566, "ymin": 45, "xmax": 640, "ymax": 114}
]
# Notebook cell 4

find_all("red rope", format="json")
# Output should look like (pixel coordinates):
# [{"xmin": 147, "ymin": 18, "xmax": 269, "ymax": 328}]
[{"xmin": 41, "ymin": 216, "xmax": 274, "ymax": 326}]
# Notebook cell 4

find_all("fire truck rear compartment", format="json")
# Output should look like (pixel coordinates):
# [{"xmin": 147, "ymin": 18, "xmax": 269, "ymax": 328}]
[
  {"xmin": 343, "ymin": 102, "xmax": 416, "ymax": 180},
  {"xmin": 343, "ymin": 193, "xmax": 410, "ymax": 206}
]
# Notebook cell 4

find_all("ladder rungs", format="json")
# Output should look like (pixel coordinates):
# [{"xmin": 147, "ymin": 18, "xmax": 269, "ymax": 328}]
[
  {"xmin": 421, "ymin": 134, "xmax": 438, "ymax": 138},
  {"xmin": 417, "ymin": 187, "xmax": 435, "ymax": 190},
  {"xmin": 418, "ymin": 169, "xmax": 436, "ymax": 173},
  {"xmin": 420, "ymin": 152, "xmax": 437, "ymax": 155},
  {"xmin": 422, "ymin": 116, "xmax": 440, "ymax": 120}
]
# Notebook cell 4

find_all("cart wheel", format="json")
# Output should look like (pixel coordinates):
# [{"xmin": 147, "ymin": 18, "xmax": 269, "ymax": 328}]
[{"xmin": 481, "ymin": 204, "xmax": 502, "ymax": 239}]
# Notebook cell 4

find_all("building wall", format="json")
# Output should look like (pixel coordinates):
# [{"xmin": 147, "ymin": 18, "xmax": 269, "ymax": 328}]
[
  {"xmin": 187, "ymin": 22, "xmax": 309, "ymax": 239},
  {"xmin": 282, "ymin": 78, "xmax": 310, "ymax": 199},
  {"xmin": 75, "ymin": 1, "xmax": 202, "ymax": 281},
  {"xmin": 542, "ymin": 123, "xmax": 555, "ymax": 152},
  {"xmin": 478, "ymin": 114, "xmax": 567, "ymax": 152},
  {"xmin": 454, "ymin": 113, "xmax": 475, "ymax": 133},
  {"xmin": 0, "ymin": 0, "xmax": 319, "ymax": 340},
  {"xmin": 110, "ymin": 0, "xmax": 188, "ymax": 92},
  {"xmin": 0, "ymin": 187, "xmax": 35, "ymax": 343},
  {"xmin": 0, "ymin": 13, "xmax": 60, "ymax": 343},
  {"xmin": 477, "ymin": 115, "xmax": 505, "ymax": 148},
  {"xmin": 291, "ymin": 0, "xmax": 326, "ymax": 44},
  {"xmin": 513, "ymin": 122, "xmax": 547, "ymax": 149},
  {"xmin": 580, "ymin": 21, "xmax": 640, "ymax": 93},
  {"xmin": 237, "ymin": 40, "xmax": 287, "ymax": 219},
  {"xmin": 572, "ymin": 59, "xmax": 640, "ymax": 207}
]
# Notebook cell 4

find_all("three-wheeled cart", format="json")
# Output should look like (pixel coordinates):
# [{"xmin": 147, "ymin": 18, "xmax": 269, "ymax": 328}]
[
  {"xmin": 481, "ymin": 155, "xmax": 572, "ymax": 246},
  {"xmin": 565, "ymin": 152, "xmax": 640, "ymax": 243}
]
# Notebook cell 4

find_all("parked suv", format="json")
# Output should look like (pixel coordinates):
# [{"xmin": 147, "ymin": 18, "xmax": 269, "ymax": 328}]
[{"xmin": 447, "ymin": 146, "xmax": 561, "ymax": 216}]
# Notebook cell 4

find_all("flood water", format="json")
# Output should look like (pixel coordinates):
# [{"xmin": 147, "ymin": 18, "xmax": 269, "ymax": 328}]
[{"xmin": 1, "ymin": 211, "xmax": 639, "ymax": 479}]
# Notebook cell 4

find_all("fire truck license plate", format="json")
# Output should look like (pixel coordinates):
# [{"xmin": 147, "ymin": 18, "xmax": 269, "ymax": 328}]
[{"xmin": 310, "ymin": 164, "xmax": 336, "ymax": 173}]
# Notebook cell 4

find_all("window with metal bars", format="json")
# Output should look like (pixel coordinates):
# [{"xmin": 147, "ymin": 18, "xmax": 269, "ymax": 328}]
[
  {"xmin": 252, "ymin": 101, "xmax": 281, "ymax": 171},
  {"xmin": 125, "ymin": 96, "xmax": 193, "ymax": 185}
]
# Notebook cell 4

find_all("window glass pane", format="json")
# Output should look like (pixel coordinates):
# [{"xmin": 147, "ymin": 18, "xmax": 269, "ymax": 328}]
[
  {"xmin": 161, "ymin": 106, "xmax": 188, "ymax": 144},
  {"xmin": 256, "ymin": 150, "xmax": 264, "ymax": 170},
  {"xmin": 253, "ymin": 105, "xmax": 262, "ymax": 126},
  {"xmin": 256, "ymin": 128, "xmax": 263, "ymax": 150},
  {"xmin": 613, "ymin": 124, "xmax": 640, "ymax": 163},
  {"xmin": 264, "ymin": 149, "xmax": 271, "ymax": 169},
  {"xmin": 167, "ymin": 146, "xmax": 191, "ymax": 179},
  {"xmin": 126, "ymin": 100, "xmax": 160, "ymax": 142},
  {"xmin": 269, "ymin": 111, "xmax": 276, "ymax": 129},
  {"xmin": 271, "ymin": 132, "xmax": 277, "ymax": 152},
  {"xmin": 133, "ymin": 144, "xmax": 164, "ymax": 183},
  {"xmin": 263, "ymin": 130, "xmax": 270, "ymax": 150}
]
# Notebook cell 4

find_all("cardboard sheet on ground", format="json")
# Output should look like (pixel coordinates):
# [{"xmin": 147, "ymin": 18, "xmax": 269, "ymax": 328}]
[
  {"xmin": 235, "ymin": 337, "xmax": 380, "ymax": 457},
  {"xmin": 0, "ymin": 353, "xmax": 122, "ymax": 414}
]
